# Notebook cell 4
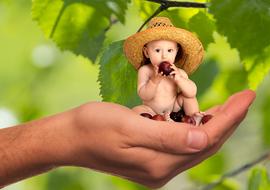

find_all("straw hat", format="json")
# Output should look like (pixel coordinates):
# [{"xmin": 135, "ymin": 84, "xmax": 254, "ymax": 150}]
[{"xmin": 123, "ymin": 17, "xmax": 204, "ymax": 75}]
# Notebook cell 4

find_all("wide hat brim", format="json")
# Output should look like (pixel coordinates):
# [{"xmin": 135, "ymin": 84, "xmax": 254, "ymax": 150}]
[{"xmin": 123, "ymin": 26, "xmax": 204, "ymax": 75}]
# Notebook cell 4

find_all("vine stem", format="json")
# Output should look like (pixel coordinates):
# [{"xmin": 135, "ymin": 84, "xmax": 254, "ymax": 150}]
[
  {"xmin": 137, "ymin": 0, "xmax": 209, "ymax": 32},
  {"xmin": 137, "ymin": 4, "xmax": 167, "ymax": 32},
  {"xmin": 201, "ymin": 151, "xmax": 270, "ymax": 190},
  {"xmin": 146, "ymin": 0, "xmax": 208, "ymax": 8}
]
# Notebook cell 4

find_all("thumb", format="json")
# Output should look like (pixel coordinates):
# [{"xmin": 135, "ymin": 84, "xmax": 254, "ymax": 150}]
[
  {"xmin": 128, "ymin": 120, "xmax": 209, "ymax": 154},
  {"xmin": 203, "ymin": 89, "xmax": 256, "ymax": 146}
]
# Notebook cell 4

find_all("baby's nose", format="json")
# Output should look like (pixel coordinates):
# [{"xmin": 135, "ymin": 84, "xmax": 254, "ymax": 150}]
[{"xmin": 162, "ymin": 51, "xmax": 167, "ymax": 58}]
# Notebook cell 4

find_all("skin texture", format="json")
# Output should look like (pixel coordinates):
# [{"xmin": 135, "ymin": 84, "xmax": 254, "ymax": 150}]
[
  {"xmin": 0, "ymin": 90, "xmax": 255, "ymax": 188},
  {"xmin": 132, "ymin": 40, "xmax": 200, "ymax": 120}
]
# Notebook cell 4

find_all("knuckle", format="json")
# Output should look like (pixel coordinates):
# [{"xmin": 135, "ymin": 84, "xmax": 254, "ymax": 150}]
[
  {"xmin": 144, "ymin": 162, "xmax": 170, "ymax": 183},
  {"xmin": 208, "ymin": 145, "xmax": 221, "ymax": 156},
  {"xmin": 158, "ymin": 129, "xmax": 171, "ymax": 150},
  {"xmin": 208, "ymin": 136, "xmax": 219, "ymax": 148}
]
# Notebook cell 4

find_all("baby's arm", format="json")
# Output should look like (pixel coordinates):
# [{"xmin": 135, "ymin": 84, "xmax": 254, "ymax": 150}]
[
  {"xmin": 137, "ymin": 65, "xmax": 161, "ymax": 101},
  {"xmin": 170, "ymin": 66, "xmax": 197, "ymax": 98}
]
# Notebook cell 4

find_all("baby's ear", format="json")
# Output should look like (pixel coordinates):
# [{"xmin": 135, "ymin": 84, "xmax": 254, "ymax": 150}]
[{"xmin": 143, "ymin": 47, "xmax": 149, "ymax": 58}]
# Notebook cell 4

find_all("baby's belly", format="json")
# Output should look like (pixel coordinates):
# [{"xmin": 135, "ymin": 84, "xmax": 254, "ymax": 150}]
[{"xmin": 144, "ymin": 96, "xmax": 176, "ymax": 114}]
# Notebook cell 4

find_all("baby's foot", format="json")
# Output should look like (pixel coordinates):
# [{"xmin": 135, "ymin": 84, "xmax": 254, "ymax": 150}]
[
  {"xmin": 182, "ymin": 115, "xmax": 196, "ymax": 125},
  {"xmin": 164, "ymin": 112, "xmax": 174, "ymax": 122},
  {"xmin": 193, "ymin": 113, "xmax": 204, "ymax": 126},
  {"xmin": 192, "ymin": 112, "xmax": 213, "ymax": 126}
]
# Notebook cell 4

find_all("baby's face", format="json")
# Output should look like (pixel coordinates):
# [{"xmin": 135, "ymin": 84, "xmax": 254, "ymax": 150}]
[{"xmin": 143, "ymin": 40, "xmax": 178, "ymax": 67}]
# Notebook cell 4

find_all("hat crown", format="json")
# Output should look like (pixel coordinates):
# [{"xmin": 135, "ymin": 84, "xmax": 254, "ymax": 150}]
[{"xmin": 148, "ymin": 17, "xmax": 173, "ymax": 28}]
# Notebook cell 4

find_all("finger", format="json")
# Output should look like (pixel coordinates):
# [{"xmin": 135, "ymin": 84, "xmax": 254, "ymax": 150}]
[
  {"xmin": 170, "ymin": 64, "xmax": 177, "ymax": 70},
  {"xmin": 204, "ymin": 105, "xmax": 222, "ymax": 115},
  {"xmin": 165, "ymin": 103, "xmax": 251, "ymax": 180},
  {"xmin": 170, "ymin": 71, "xmax": 176, "ymax": 75},
  {"xmin": 128, "ymin": 119, "xmax": 209, "ymax": 154},
  {"xmin": 202, "ymin": 89, "xmax": 256, "ymax": 147},
  {"xmin": 210, "ymin": 108, "xmax": 249, "ymax": 151}
]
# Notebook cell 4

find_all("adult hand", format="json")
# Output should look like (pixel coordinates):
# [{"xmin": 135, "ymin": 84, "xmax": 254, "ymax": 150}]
[
  {"xmin": 0, "ymin": 90, "xmax": 255, "ymax": 188},
  {"xmin": 67, "ymin": 89, "xmax": 255, "ymax": 188}
]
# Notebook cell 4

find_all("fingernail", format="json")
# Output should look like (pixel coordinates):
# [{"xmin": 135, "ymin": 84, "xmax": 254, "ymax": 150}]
[{"xmin": 187, "ymin": 130, "xmax": 207, "ymax": 150}]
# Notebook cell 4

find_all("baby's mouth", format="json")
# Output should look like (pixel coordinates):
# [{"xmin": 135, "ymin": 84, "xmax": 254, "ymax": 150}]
[{"xmin": 159, "ymin": 61, "xmax": 170, "ymax": 65}]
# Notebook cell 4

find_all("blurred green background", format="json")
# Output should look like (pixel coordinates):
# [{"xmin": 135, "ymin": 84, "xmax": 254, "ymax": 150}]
[{"xmin": 1, "ymin": 1, "xmax": 270, "ymax": 190}]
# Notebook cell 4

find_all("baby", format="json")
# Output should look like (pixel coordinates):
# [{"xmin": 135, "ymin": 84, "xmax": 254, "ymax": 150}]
[{"xmin": 124, "ymin": 17, "xmax": 210, "ymax": 125}]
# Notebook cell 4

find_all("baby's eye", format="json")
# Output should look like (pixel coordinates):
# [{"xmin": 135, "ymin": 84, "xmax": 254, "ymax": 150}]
[
  {"xmin": 155, "ymin": 49, "xmax": 160, "ymax": 53},
  {"xmin": 168, "ymin": 49, "xmax": 174, "ymax": 53}
]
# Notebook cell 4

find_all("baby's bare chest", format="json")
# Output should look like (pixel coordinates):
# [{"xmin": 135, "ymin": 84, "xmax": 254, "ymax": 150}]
[{"xmin": 156, "ymin": 78, "xmax": 178, "ymax": 96}]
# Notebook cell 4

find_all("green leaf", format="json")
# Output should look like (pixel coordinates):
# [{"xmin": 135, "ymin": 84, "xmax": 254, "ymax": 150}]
[
  {"xmin": 188, "ymin": 152, "xmax": 226, "ymax": 183},
  {"xmin": 212, "ymin": 178, "xmax": 240, "ymax": 190},
  {"xmin": 32, "ymin": 0, "xmax": 130, "ymax": 62},
  {"xmin": 225, "ymin": 68, "xmax": 248, "ymax": 94},
  {"xmin": 159, "ymin": 9, "xmax": 189, "ymax": 30},
  {"xmin": 109, "ymin": 176, "xmax": 148, "ymax": 190},
  {"xmin": 46, "ymin": 169, "xmax": 85, "ymax": 190},
  {"xmin": 248, "ymin": 166, "xmax": 270, "ymax": 190},
  {"xmin": 98, "ymin": 40, "xmax": 141, "ymax": 108},
  {"xmin": 108, "ymin": 0, "xmax": 131, "ymax": 23},
  {"xmin": 188, "ymin": 11, "xmax": 216, "ymax": 49},
  {"xmin": 210, "ymin": 0, "xmax": 270, "ymax": 59},
  {"xmin": 134, "ymin": 0, "xmax": 159, "ymax": 21},
  {"xmin": 190, "ymin": 59, "xmax": 219, "ymax": 98},
  {"xmin": 244, "ymin": 46, "xmax": 270, "ymax": 90},
  {"xmin": 210, "ymin": 0, "xmax": 270, "ymax": 89},
  {"xmin": 262, "ymin": 92, "xmax": 270, "ymax": 146}
]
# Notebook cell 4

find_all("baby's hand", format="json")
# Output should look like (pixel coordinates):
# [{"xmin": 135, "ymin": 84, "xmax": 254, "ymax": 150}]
[
  {"xmin": 169, "ymin": 64, "xmax": 188, "ymax": 82},
  {"xmin": 151, "ymin": 65, "xmax": 164, "ymax": 84}
]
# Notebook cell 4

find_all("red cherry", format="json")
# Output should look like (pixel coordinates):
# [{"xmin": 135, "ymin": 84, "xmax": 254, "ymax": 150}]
[
  {"xmin": 170, "ymin": 109, "xmax": 185, "ymax": 122},
  {"xmin": 151, "ymin": 114, "xmax": 166, "ymax": 121},
  {"xmin": 140, "ymin": 113, "xmax": 153, "ymax": 119},
  {"xmin": 201, "ymin": 114, "xmax": 213, "ymax": 124},
  {"xmin": 182, "ymin": 115, "xmax": 196, "ymax": 125},
  {"xmin": 158, "ymin": 61, "xmax": 174, "ymax": 76}
]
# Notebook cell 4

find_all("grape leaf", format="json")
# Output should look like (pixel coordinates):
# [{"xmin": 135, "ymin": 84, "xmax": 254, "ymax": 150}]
[
  {"xmin": 109, "ymin": 175, "xmax": 148, "ymax": 190},
  {"xmin": 210, "ymin": 0, "xmax": 270, "ymax": 89},
  {"xmin": 244, "ymin": 46, "xmax": 270, "ymax": 89},
  {"xmin": 134, "ymin": 0, "xmax": 159, "ymax": 21},
  {"xmin": 248, "ymin": 166, "xmax": 270, "ymax": 190},
  {"xmin": 188, "ymin": 152, "xmax": 226, "ymax": 183},
  {"xmin": 188, "ymin": 11, "xmax": 216, "ymax": 49},
  {"xmin": 98, "ymin": 40, "xmax": 141, "ymax": 108},
  {"xmin": 210, "ymin": 0, "xmax": 270, "ymax": 59},
  {"xmin": 32, "ymin": 0, "xmax": 130, "ymax": 62},
  {"xmin": 46, "ymin": 169, "xmax": 84, "ymax": 190},
  {"xmin": 262, "ymin": 88, "xmax": 270, "ymax": 146},
  {"xmin": 190, "ymin": 59, "xmax": 219, "ymax": 98},
  {"xmin": 225, "ymin": 68, "xmax": 248, "ymax": 94},
  {"xmin": 160, "ymin": 9, "xmax": 189, "ymax": 30}
]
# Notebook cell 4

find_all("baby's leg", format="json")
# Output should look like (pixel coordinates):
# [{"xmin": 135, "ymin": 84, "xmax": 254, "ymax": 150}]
[
  {"xmin": 178, "ymin": 95, "xmax": 200, "ymax": 116},
  {"xmin": 178, "ymin": 95, "xmax": 205, "ymax": 125},
  {"xmin": 132, "ymin": 105, "xmax": 173, "ymax": 121},
  {"xmin": 132, "ymin": 105, "xmax": 156, "ymax": 116}
]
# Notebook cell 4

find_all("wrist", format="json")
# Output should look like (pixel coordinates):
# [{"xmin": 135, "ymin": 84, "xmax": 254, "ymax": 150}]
[
  {"xmin": 25, "ymin": 110, "xmax": 78, "ymax": 167},
  {"xmin": 0, "ymin": 109, "xmax": 77, "ymax": 186},
  {"xmin": 37, "ymin": 109, "xmax": 80, "ymax": 167}
]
